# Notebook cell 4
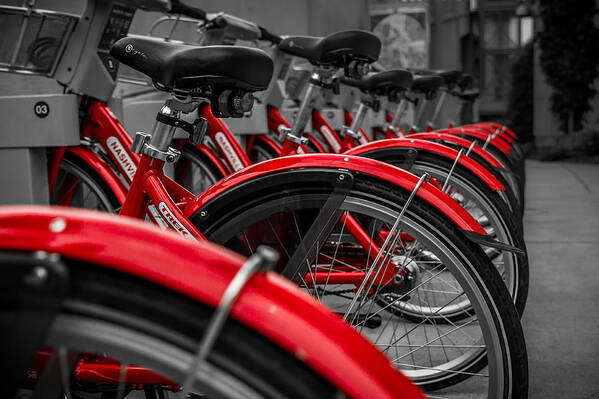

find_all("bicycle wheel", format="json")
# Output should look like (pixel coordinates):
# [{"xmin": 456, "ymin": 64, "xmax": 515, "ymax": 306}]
[
  {"xmin": 409, "ymin": 137, "xmax": 523, "ymax": 211},
  {"xmin": 452, "ymin": 134, "xmax": 523, "ymax": 182},
  {"xmin": 5, "ymin": 254, "xmax": 343, "ymax": 399},
  {"xmin": 456, "ymin": 135, "xmax": 526, "ymax": 209},
  {"xmin": 50, "ymin": 152, "xmax": 120, "ymax": 212},
  {"xmin": 356, "ymin": 148, "xmax": 528, "ymax": 315},
  {"xmin": 176, "ymin": 144, "xmax": 224, "ymax": 195},
  {"xmin": 248, "ymin": 137, "xmax": 280, "ymax": 164},
  {"xmin": 191, "ymin": 169, "xmax": 528, "ymax": 396}
]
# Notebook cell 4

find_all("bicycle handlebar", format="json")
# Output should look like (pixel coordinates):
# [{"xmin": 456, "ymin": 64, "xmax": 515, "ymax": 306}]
[
  {"xmin": 170, "ymin": 0, "xmax": 207, "ymax": 20},
  {"xmin": 205, "ymin": 13, "xmax": 282, "ymax": 45},
  {"xmin": 259, "ymin": 26, "xmax": 282, "ymax": 45}
]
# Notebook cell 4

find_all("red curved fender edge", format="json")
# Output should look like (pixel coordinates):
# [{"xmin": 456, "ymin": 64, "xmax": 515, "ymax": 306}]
[
  {"xmin": 466, "ymin": 122, "xmax": 517, "ymax": 140},
  {"xmin": 469, "ymin": 124, "xmax": 515, "ymax": 143},
  {"xmin": 485, "ymin": 122, "xmax": 517, "ymax": 139},
  {"xmin": 67, "ymin": 147, "xmax": 127, "ymax": 205},
  {"xmin": 188, "ymin": 153, "xmax": 487, "ymax": 235},
  {"xmin": 343, "ymin": 138, "xmax": 505, "ymax": 192},
  {"xmin": 405, "ymin": 133, "xmax": 503, "ymax": 168},
  {"xmin": 436, "ymin": 128, "xmax": 512, "ymax": 154},
  {"xmin": 0, "ymin": 206, "xmax": 423, "ymax": 399}
]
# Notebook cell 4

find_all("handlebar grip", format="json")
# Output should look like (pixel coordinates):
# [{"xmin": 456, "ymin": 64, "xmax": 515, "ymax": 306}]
[
  {"xmin": 259, "ymin": 26, "xmax": 282, "ymax": 45},
  {"xmin": 170, "ymin": 0, "xmax": 206, "ymax": 20}
]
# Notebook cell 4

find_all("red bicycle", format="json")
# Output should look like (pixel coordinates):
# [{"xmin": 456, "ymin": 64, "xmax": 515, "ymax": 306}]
[
  {"xmin": 0, "ymin": 205, "xmax": 425, "ymax": 399},
  {"xmin": 136, "ymin": 13, "xmax": 529, "ymax": 320},
  {"xmin": 34, "ymin": 3, "xmax": 528, "ymax": 396}
]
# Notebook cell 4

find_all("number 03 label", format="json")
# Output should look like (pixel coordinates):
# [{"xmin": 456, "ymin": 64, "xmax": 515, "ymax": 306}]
[{"xmin": 34, "ymin": 101, "xmax": 50, "ymax": 118}]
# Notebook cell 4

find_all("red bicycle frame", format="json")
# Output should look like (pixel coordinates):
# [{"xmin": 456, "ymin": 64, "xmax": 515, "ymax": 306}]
[{"xmin": 48, "ymin": 98, "xmax": 487, "ymax": 291}]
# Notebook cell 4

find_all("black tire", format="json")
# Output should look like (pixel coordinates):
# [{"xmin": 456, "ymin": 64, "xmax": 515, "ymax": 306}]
[
  {"xmin": 455, "ymin": 135, "xmax": 523, "ymax": 178},
  {"xmin": 357, "ymin": 148, "xmax": 529, "ymax": 316},
  {"xmin": 248, "ymin": 136, "xmax": 280, "ymax": 164},
  {"xmin": 419, "ymin": 139, "xmax": 524, "ymax": 214},
  {"xmin": 7, "ymin": 254, "xmax": 339, "ymax": 399},
  {"xmin": 190, "ymin": 169, "xmax": 528, "ymax": 396},
  {"xmin": 176, "ymin": 144, "xmax": 225, "ymax": 195},
  {"xmin": 50, "ymin": 152, "xmax": 120, "ymax": 212}
]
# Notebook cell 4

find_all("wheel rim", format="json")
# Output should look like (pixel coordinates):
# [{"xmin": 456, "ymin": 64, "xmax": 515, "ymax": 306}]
[
  {"xmin": 409, "ymin": 163, "xmax": 519, "ymax": 303},
  {"xmin": 38, "ymin": 315, "xmax": 265, "ymax": 399}
]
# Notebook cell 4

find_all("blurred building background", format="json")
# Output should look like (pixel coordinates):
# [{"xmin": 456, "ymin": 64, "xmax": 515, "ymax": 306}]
[
  {"xmin": 369, "ymin": 0, "xmax": 599, "ymax": 156},
  {"xmin": 125, "ymin": 0, "xmax": 532, "ymax": 131},
  {"xmin": 2, "ymin": 0, "xmax": 597, "ymax": 156},
  {"xmin": 131, "ymin": 0, "xmax": 597, "ymax": 154}
]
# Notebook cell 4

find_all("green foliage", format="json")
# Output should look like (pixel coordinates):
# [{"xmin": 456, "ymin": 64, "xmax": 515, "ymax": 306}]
[
  {"xmin": 507, "ymin": 41, "xmax": 534, "ymax": 142},
  {"xmin": 537, "ymin": 0, "xmax": 599, "ymax": 133}
]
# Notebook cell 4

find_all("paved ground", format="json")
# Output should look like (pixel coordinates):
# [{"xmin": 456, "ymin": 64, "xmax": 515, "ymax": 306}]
[{"xmin": 521, "ymin": 160, "xmax": 599, "ymax": 398}]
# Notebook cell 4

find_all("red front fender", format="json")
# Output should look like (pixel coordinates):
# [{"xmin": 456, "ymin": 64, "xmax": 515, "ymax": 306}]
[
  {"xmin": 344, "ymin": 138, "xmax": 505, "ymax": 192},
  {"xmin": 188, "ymin": 153, "xmax": 486, "ymax": 234},
  {"xmin": 0, "ymin": 206, "xmax": 423, "ymax": 399}
]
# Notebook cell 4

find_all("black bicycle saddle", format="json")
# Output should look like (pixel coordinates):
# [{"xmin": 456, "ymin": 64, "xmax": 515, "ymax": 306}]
[
  {"xmin": 410, "ymin": 69, "xmax": 462, "ymax": 88},
  {"xmin": 411, "ymin": 75, "xmax": 445, "ymax": 92},
  {"xmin": 277, "ymin": 30, "xmax": 381, "ymax": 66},
  {"xmin": 110, "ymin": 37, "xmax": 273, "ymax": 92},
  {"xmin": 341, "ymin": 69, "xmax": 414, "ymax": 94}
]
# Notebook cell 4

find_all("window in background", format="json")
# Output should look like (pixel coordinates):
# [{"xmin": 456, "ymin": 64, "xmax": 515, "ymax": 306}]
[{"xmin": 369, "ymin": 0, "xmax": 430, "ymax": 69}]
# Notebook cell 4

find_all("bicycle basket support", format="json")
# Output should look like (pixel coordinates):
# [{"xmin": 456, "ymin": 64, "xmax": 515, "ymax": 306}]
[{"xmin": 0, "ymin": 3, "xmax": 77, "ymax": 76}]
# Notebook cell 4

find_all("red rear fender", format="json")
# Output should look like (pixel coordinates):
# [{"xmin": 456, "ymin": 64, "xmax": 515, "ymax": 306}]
[
  {"xmin": 436, "ymin": 127, "xmax": 512, "ymax": 154},
  {"xmin": 189, "ymin": 153, "xmax": 486, "ymax": 234},
  {"xmin": 344, "ymin": 138, "xmax": 505, "ymax": 191},
  {"xmin": 407, "ymin": 132, "xmax": 503, "ymax": 167},
  {"xmin": 0, "ymin": 206, "xmax": 423, "ymax": 399}
]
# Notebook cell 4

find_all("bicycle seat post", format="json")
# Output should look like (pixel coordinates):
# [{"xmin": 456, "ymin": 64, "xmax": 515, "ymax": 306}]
[
  {"xmin": 413, "ymin": 95, "xmax": 429, "ymax": 131},
  {"xmin": 131, "ymin": 96, "xmax": 200, "ymax": 164},
  {"xmin": 387, "ymin": 99, "xmax": 408, "ymax": 135},
  {"xmin": 429, "ymin": 89, "xmax": 447, "ymax": 129},
  {"xmin": 452, "ymin": 98, "xmax": 465, "ymax": 127},
  {"xmin": 351, "ymin": 101, "xmax": 368, "ymax": 132},
  {"xmin": 150, "ymin": 103, "xmax": 179, "ymax": 152},
  {"xmin": 286, "ymin": 68, "xmax": 335, "ymax": 142},
  {"xmin": 341, "ymin": 96, "xmax": 372, "ymax": 140}
]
